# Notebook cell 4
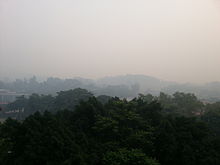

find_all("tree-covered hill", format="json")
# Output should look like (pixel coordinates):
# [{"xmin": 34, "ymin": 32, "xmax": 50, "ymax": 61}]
[{"xmin": 1, "ymin": 90, "xmax": 220, "ymax": 164}]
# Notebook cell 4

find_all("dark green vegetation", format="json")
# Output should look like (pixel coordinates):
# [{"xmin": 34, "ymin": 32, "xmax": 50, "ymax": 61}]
[{"xmin": 1, "ymin": 89, "xmax": 220, "ymax": 165}]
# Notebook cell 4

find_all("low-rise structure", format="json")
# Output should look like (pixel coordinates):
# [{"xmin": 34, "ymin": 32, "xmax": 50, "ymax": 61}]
[{"xmin": 0, "ymin": 89, "xmax": 28, "ymax": 105}]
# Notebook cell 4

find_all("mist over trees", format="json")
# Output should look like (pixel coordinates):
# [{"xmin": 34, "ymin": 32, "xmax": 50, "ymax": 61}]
[
  {"xmin": 1, "ymin": 76, "xmax": 220, "ymax": 164},
  {"xmin": 1, "ymin": 0, "xmax": 220, "ymax": 164},
  {"xmin": 1, "ymin": 75, "xmax": 220, "ymax": 101},
  {"xmin": 1, "ymin": 88, "xmax": 215, "ymax": 120}
]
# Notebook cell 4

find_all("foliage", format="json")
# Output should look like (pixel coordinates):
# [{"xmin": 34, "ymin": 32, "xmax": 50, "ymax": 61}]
[
  {"xmin": 0, "ymin": 90, "xmax": 220, "ymax": 164},
  {"xmin": 103, "ymin": 148, "xmax": 159, "ymax": 165}
]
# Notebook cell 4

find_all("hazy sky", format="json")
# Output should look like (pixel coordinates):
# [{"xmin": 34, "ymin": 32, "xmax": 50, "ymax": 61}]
[{"xmin": 1, "ymin": 0, "xmax": 220, "ymax": 83}]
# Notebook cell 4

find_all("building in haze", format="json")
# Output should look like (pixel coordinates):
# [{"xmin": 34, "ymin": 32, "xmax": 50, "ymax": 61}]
[{"xmin": 0, "ymin": 89, "xmax": 27, "ymax": 105}]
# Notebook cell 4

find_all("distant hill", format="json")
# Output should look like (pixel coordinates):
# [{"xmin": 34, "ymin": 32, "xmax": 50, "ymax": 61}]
[
  {"xmin": 162, "ymin": 82, "xmax": 220, "ymax": 102},
  {"xmin": 1, "ymin": 75, "xmax": 220, "ymax": 101},
  {"xmin": 96, "ymin": 74, "xmax": 174, "ymax": 94}
]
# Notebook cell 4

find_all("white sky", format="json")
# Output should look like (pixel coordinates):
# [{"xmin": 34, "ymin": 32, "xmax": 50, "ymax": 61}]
[{"xmin": 1, "ymin": 0, "xmax": 220, "ymax": 83}]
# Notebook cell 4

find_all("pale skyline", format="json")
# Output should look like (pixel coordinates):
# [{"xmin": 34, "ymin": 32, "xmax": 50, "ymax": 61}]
[{"xmin": 1, "ymin": 0, "xmax": 220, "ymax": 83}]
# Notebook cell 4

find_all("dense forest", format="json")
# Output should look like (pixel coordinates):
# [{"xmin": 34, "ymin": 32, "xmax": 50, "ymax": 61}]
[{"xmin": 1, "ymin": 88, "xmax": 220, "ymax": 164}]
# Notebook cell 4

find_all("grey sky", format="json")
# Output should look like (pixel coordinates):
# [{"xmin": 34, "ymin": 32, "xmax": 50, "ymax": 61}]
[{"xmin": 0, "ymin": 0, "xmax": 220, "ymax": 83}]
